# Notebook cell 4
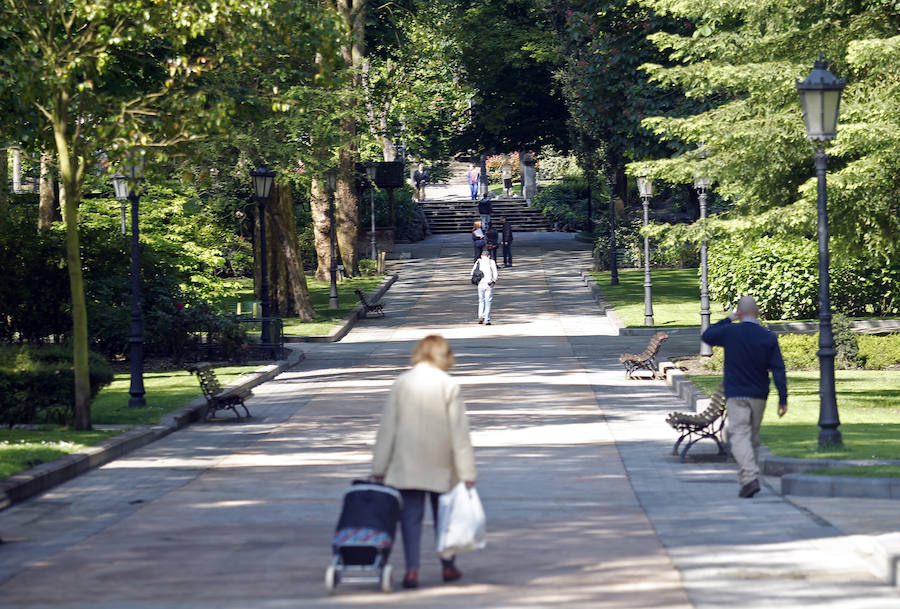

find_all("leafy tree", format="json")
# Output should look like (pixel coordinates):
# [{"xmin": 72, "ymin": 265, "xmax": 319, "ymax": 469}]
[{"xmin": 0, "ymin": 0, "xmax": 259, "ymax": 428}]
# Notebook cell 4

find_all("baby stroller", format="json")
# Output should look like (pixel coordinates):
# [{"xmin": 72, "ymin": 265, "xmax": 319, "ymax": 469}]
[{"xmin": 326, "ymin": 480, "xmax": 402, "ymax": 593}]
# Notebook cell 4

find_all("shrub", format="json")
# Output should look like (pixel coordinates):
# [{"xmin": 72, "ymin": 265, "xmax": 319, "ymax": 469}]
[
  {"xmin": 536, "ymin": 146, "xmax": 579, "ymax": 179},
  {"xmin": 485, "ymin": 154, "xmax": 521, "ymax": 183},
  {"xmin": 832, "ymin": 313, "xmax": 859, "ymax": 369},
  {"xmin": 703, "ymin": 333, "xmax": 819, "ymax": 372},
  {"xmin": 0, "ymin": 345, "xmax": 113, "ymax": 427},
  {"xmin": 858, "ymin": 334, "xmax": 900, "ymax": 370},
  {"xmin": 532, "ymin": 176, "xmax": 589, "ymax": 230}
]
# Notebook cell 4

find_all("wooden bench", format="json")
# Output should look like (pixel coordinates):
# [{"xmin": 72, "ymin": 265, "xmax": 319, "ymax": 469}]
[
  {"xmin": 666, "ymin": 383, "xmax": 726, "ymax": 461},
  {"xmin": 187, "ymin": 363, "xmax": 252, "ymax": 421},
  {"xmin": 355, "ymin": 289, "xmax": 385, "ymax": 318},
  {"xmin": 618, "ymin": 331, "xmax": 668, "ymax": 379}
]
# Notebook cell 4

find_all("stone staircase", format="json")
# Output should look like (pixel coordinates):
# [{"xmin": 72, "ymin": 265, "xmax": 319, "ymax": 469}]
[{"xmin": 420, "ymin": 198, "xmax": 550, "ymax": 233}]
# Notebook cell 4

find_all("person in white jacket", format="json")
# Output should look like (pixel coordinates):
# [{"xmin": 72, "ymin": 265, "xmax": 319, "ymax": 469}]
[
  {"xmin": 372, "ymin": 335, "xmax": 477, "ymax": 589},
  {"xmin": 472, "ymin": 249, "xmax": 499, "ymax": 325}
]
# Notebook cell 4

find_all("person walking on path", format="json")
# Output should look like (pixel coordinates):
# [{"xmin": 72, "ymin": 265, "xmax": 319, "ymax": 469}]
[
  {"xmin": 472, "ymin": 249, "xmax": 499, "ymax": 325},
  {"xmin": 471, "ymin": 220, "xmax": 485, "ymax": 262},
  {"xmin": 701, "ymin": 295, "xmax": 788, "ymax": 499},
  {"xmin": 500, "ymin": 156, "xmax": 513, "ymax": 198},
  {"xmin": 477, "ymin": 195, "xmax": 492, "ymax": 229},
  {"xmin": 413, "ymin": 164, "xmax": 428, "ymax": 202},
  {"xmin": 372, "ymin": 335, "xmax": 477, "ymax": 590},
  {"xmin": 499, "ymin": 215, "xmax": 513, "ymax": 267},
  {"xmin": 467, "ymin": 163, "xmax": 480, "ymax": 200},
  {"xmin": 484, "ymin": 223, "xmax": 499, "ymax": 262}
]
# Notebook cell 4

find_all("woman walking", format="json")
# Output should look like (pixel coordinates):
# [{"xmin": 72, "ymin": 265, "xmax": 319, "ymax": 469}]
[
  {"xmin": 471, "ymin": 220, "xmax": 485, "ymax": 262},
  {"xmin": 372, "ymin": 335, "xmax": 477, "ymax": 589}
]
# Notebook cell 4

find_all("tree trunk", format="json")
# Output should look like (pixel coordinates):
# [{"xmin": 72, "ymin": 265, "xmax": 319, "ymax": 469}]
[
  {"xmin": 311, "ymin": 177, "xmax": 333, "ymax": 281},
  {"xmin": 53, "ymin": 106, "xmax": 91, "ymax": 430},
  {"xmin": 38, "ymin": 150, "xmax": 56, "ymax": 230},
  {"xmin": 270, "ymin": 183, "xmax": 315, "ymax": 320},
  {"xmin": 0, "ymin": 147, "xmax": 8, "ymax": 214},
  {"xmin": 336, "ymin": 147, "xmax": 360, "ymax": 276}
]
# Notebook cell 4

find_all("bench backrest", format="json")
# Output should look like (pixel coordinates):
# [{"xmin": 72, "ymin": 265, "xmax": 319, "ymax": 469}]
[
  {"xmin": 188, "ymin": 364, "xmax": 224, "ymax": 399},
  {"xmin": 354, "ymin": 289, "xmax": 370, "ymax": 305}
]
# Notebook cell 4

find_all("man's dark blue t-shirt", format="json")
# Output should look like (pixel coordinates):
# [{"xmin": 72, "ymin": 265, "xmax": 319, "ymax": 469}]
[{"xmin": 701, "ymin": 318, "xmax": 788, "ymax": 404}]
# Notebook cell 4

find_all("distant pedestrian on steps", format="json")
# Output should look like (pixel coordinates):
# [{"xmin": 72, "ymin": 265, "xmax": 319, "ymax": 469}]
[{"xmin": 467, "ymin": 163, "xmax": 480, "ymax": 200}]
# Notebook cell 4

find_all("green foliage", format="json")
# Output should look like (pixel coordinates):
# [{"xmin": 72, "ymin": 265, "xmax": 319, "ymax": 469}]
[
  {"xmin": 485, "ymin": 154, "xmax": 521, "ymax": 183},
  {"xmin": 536, "ymin": 146, "xmax": 580, "ymax": 179},
  {"xmin": 832, "ymin": 313, "xmax": 859, "ymax": 368},
  {"xmin": 532, "ymin": 176, "xmax": 589, "ymax": 229},
  {"xmin": 0, "ymin": 345, "xmax": 113, "ymax": 427},
  {"xmin": 858, "ymin": 334, "xmax": 900, "ymax": 370}
]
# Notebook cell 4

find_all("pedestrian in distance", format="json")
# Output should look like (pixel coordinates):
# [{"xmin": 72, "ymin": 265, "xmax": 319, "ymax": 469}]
[
  {"xmin": 500, "ymin": 155, "xmax": 513, "ymax": 198},
  {"xmin": 467, "ymin": 163, "xmax": 480, "ymax": 200},
  {"xmin": 472, "ymin": 249, "xmax": 499, "ymax": 325},
  {"xmin": 499, "ymin": 215, "xmax": 513, "ymax": 267},
  {"xmin": 484, "ymin": 223, "xmax": 499, "ymax": 262},
  {"xmin": 471, "ymin": 220, "xmax": 485, "ymax": 262},
  {"xmin": 413, "ymin": 163, "xmax": 428, "ymax": 202},
  {"xmin": 700, "ymin": 295, "xmax": 788, "ymax": 499},
  {"xmin": 372, "ymin": 335, "xmax": 477, "ymax": 590},
  {"xmin": 477, "ymin": 195, "xmax": 492, "ymax": 230}
]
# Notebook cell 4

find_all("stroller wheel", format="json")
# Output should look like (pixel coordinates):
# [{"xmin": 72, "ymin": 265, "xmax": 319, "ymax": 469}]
[
  {"xmin": 381, "ymin": 564, "xmax": 393, "ymax": 593},
  {"xmin": 325, "ymin": 565, "xmax": 337, "ymax": 592}
]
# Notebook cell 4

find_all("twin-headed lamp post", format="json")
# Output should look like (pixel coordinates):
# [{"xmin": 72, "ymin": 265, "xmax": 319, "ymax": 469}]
[
  {"xmin": 250, "ymin": 165, "xmax": 276, "ymax": 346},
  {"xmin": 694, "ymin": 174, "xmax": 712, "ymax": 356},
  {"xmin": 326, "ymin": 170, "xmax": 339, "ymax": 310},
  {"xmin": 796, "ymin": 57, "xmax": 845, "ymax": 449},
  {"xmin": 112, "ymin": 163, "xmax": 146, "ymax": 408},
  {"xmin": 636, "ymin": 176, "xmax": 654, "ymax": 326}
]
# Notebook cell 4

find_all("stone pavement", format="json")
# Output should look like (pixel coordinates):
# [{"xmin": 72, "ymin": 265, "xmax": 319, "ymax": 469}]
[{"xmin": 0, "ymin": 233, "xmax": 898, "ymax": 608}]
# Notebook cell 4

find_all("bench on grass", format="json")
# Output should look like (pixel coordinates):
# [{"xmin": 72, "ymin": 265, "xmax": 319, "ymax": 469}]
[
  {"xmin": 619, "ymin": 331, "xmax": 668, "ymax": 379},
  {"xmin": 354, "ymin": 289, "xmax": 385, "ymax": 318},
  {"xmin": 187, "ymin": 363, "xmax": 252, "ymax": 421},
  {"xmin": 666, "ymin": 383, "xmax": 726, "ymax": 461}
]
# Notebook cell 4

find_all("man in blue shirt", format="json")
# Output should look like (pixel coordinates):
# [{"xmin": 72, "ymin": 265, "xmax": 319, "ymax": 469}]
[{"xmin": 701, "ymin": 296, "xmax": 788, "ymax": 498}]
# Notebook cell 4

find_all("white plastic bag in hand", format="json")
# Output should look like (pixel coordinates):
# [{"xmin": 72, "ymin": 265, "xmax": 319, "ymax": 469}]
[{"xmin": 435, "ymin": 482, "xmax": 486, "ymax": 559}]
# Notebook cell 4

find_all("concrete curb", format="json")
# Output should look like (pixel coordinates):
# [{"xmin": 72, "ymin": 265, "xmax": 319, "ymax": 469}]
[
  {"xmin": 286, "ymin": 273, "xmax": 398, "ymax": 344},
  {"xmin": 580, "ymin": 271, "xmax": 625, "ymax": 332},
  {"xmin": 607, "ymin": 319, "xmax": 900, "ymax": 337},
  {"xmin": 0, "ymin": 346, "xmax": 306, "ymax": 512}
]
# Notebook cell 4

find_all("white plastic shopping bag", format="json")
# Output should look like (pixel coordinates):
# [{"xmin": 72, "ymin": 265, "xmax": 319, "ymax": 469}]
[{"xmin": 435, "ymin": 482, "xmax": 487, "ymax": 559}]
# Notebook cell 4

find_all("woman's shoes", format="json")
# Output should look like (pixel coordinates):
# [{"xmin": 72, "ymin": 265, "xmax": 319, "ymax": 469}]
[
  {"xmin": 402, "ymin": 570, "xmax": 419, "ymax": 589},
  {"xmin": 442, "ymin": 566, "xmax": 463, "ymax": 582}
]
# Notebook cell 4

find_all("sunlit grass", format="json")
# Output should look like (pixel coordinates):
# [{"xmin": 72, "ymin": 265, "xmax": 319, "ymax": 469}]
[
  {"xmin": 0, "ymin": 429, "xmax": 117, "ymax": 479},
  {"xmin": 591, "ymin": 269, "xmax": 730, "ymax": 327},
  {"xmin": 689, "ymin": 371, "xmax": 900, "ymax": 461},
  {"xmin": 216, "ymin": 275, "xmax": 386, "ymax": 336}
]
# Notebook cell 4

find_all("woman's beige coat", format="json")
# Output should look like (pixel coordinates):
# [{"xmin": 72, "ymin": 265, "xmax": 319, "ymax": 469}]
[{"xmin": 372, "ymin": 363, "xmax": 477, "ymax": 493}]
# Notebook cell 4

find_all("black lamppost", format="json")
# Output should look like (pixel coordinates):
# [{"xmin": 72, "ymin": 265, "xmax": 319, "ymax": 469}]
[
  {"xmin": 796, "ymin": 56, "xmax": 845, "ymax": 448},
  {"xmin": 636, "ymin": 175, "xmax": 654, "ymax": 326},
  {"xmin": 112, "ymin": 163, "xmax": 146, "ymax": 408},
  {"xmin": 250, "ymin": 165, "xmax": 276, "ymax": 346},
  {"xmin": 365, "ymin": 162, "xmax": 377, "ymax": 261},
  {"xmin": 695, "ymin": 174, "xmax": 712, "ymax": 356},
  {"xmin": 326, "ymin": 169, "xmax": 339, "ymax": 310}
]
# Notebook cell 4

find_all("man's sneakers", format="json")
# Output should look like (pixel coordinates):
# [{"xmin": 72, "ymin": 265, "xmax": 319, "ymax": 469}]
[{"xmin": 739, "ymin": 479, "xmax": 761, "ymax": 498}]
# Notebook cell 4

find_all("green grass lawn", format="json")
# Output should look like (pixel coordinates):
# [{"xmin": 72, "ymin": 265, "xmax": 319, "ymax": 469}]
[
  {"xmin": 591, "ymin": 269, "xmax": 730, "ymax": 327},
  {"xmin": 217, "ymin": 275, "xmax": 386, "ymax": 336},
  {"xmin": 488, "ymin": 183, "xmax": 524, "ymax": 196},
  {"xmin": 0, "ymin": 364, "xmax": 260, "ymax": 481},
  {"xmin": 689, "ymin": 371, "xmax": 900, "ymax": 463}
]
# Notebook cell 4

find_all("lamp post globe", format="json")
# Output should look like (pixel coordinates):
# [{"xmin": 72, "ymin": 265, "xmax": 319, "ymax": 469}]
[
  {"xmin": 112, "ymin": 161, "xmax": 146, "ymax": 407},
  {"xmin": 250, "ymin": 165, "xmax": 276, "ymax": 349},
  {"xmin": 326, "ymin": 170, "xmax": 339, "ymax": 310},
  {"xmin": 796, "ymin": 56, "xmax": 845, "ymax": 449},
  {"xmin": 636, "ymin": 176, "xmax": 654, "ymax": 326}
]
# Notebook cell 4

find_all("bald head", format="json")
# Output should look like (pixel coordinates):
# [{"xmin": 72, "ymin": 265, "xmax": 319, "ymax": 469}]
[{"xmin": 736, "ymin": 296, "xmax": 759, "ymax": 318}]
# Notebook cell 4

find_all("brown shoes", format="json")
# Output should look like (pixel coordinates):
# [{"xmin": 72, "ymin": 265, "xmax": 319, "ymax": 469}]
[
  {"xmin": 739, "ymin": 479, "xmax": 760, "ymax": 498},
  {"xmin": 402, "ymin": 570, "xmax": 419, "ymax": 589},
  {"xmin": 477, "ymin": 318, "xmax": 484, "ymax": 324},
  {"xmin": 442, "ymin": 566, "xmax": 463, "ymax": 582}
]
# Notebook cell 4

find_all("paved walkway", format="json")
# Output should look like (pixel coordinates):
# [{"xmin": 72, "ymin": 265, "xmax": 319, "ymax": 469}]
[{"xmin": 0, "ymin": 234, "xmax": 898, "ymax": 608}]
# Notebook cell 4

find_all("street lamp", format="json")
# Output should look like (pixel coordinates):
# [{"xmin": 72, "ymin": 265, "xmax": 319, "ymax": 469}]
[
  {"xmin": 112, "ymin": 161, "xmax": 146, "ymax": 407},
  {"xmin": 636, "ymin": 175, "xmax": 654, "ymax": 326},
  {"xmin": 326, "ymin": 169, "xmax": 339, "ymax": 310},
  {"xmin": 694, "ymin": 174, "xmax": 712, "ymax": 356},
  {"xmin": 250, "ymin": 165, "xmax": 276, "ymax": 348},
  {"xmin": 796, "ymin": 56, "xmax": 845, "ymax": 448},
  {"xmin": 365, "ymin": 162, "xmax": 377, "ymax": 261}
]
